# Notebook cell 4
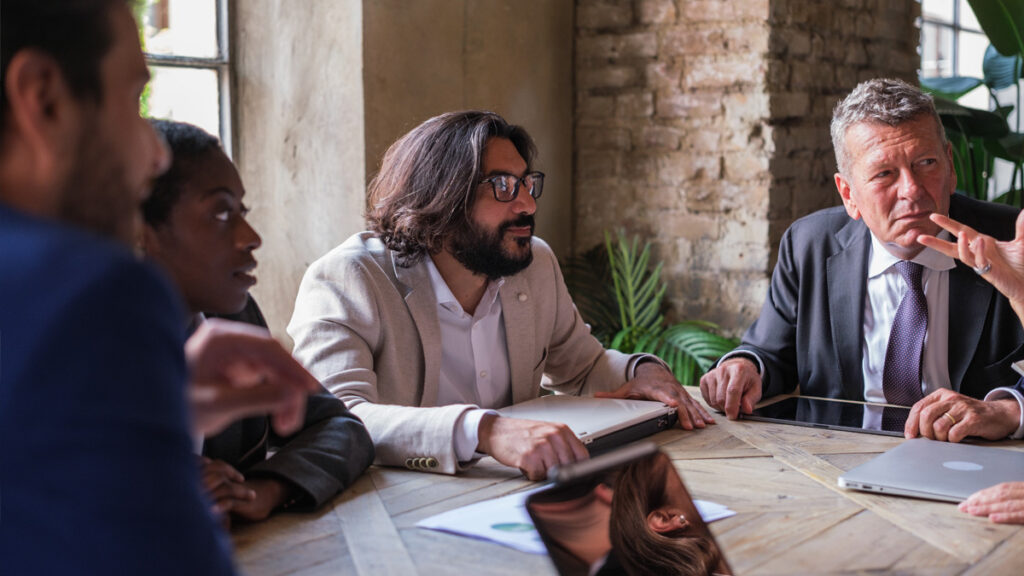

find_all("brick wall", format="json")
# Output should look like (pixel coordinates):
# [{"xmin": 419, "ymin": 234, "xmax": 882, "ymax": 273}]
[{"xmin": 574, "ymin": 0, "xmax": 920, "ymax": 335}]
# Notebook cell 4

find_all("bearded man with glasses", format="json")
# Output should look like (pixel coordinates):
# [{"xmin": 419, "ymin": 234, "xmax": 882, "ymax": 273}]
[{"xmin": 288, "ymin": 111, "xmax": 713, "ymax": 480}]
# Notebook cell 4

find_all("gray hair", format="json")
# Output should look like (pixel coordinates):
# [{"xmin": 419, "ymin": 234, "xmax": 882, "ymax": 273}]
[{"xmin": 830, "ymin": 78, "xmax": 946, "ymax": 175}]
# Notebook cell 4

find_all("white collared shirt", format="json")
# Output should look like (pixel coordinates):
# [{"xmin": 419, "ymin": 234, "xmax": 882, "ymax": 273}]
[
  {"xmin": 425, "ymin": 258, "xmax": 510, "ymax": 461},
  {"xmin": 861, "ymin": 232, "xmax": 955, "ymax": 406}
]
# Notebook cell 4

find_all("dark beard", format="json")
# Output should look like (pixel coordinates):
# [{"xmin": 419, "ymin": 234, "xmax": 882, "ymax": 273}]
[
  {"xmin": 59, "ymin": 119, "xmax": 139, "ymax": 245},
  {"xmin": 449, "ymin": 214, "xmax": 534, "ymax": 280}
]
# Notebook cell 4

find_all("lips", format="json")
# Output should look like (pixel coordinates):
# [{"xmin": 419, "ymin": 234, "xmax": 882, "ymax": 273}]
[{"xmin": 233, "ymin": 261, "xmax": 258, "ymax": 286}]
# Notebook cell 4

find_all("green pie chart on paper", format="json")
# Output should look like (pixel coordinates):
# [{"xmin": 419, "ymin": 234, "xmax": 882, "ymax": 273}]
[{"xmin": 491, "ymin": 522, "xmax": 534, "ymax": 532}]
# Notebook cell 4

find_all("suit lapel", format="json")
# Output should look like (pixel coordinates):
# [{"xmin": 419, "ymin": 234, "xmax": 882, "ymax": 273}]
[
  {"xmin": 947, "ymin": 262, "xmax": 993, "ymax": 391},
  {"xmin": 394, "ymin": 260, "xmax": 442, "ymax": 406},
  {"xmin": 500, "ymin": 274, "xmax": 535, "ymax": 405},
  {"xmin": 827, "ymin": 219, "xmax": 870, "ymax": 401}
]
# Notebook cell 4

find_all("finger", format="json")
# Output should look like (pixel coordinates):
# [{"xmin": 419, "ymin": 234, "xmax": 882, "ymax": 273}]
[
  {"xmin": 916, "ymin": 234, "xmax": 958, "ymax": 258},
  {"xmin": 969, "ymin": 236, "xmax": 989, "ymax": 272},
  {"xmin": 545, "ymin": 427, "xmax": 577, "ymax": 466},
  {"xmin": 990, "ymin": 510, "xmax": 1024, "ymax": 524},
  {"xmin": 904, "ymin": 393, "xmax": 939, "ymax": 439},
  {"xmin": 699, "ymin": 374, "xmax": 712, "ymax": 406},
  {"xmin": 191, "ymin": 378, "xmax": 295, "ymax": 436},
  {"xmin": 930, "ymin": 213, "xmax": 974, "ymax": 238},
  {"xmin": 565, "ymin": 430, "xmax": 590, "ymax": 462},
  {"xmin": 270, "ymin": 388, "xmax": 308, "ymax": 436},
  {"xmin": 723, "ymin": 381, "xmax": 744, "ymax": 420},
  {"xmin": 209, "ymin": 482, "xmax": 256, "ymax": 504},
  {"xmin": 687, "ymin": 392, "xmax": 715, "ymax": 423},
  {"xmin": 678, "ymin": 396, "xmax": 708, "ymax": 429},
  {"xmin": 956, "ymin": 230, "xmax": 977, "ymax": 268},
  {"xmin": 1015, "ymin": 209, "xmax": 1024, "ymax": 242},
  {"xmin": 740, "ymin": 381, "xmax": 760, "ymax": 416}
]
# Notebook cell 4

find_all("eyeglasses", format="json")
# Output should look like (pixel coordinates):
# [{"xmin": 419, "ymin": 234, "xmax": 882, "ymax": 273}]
[{"xmin": 479, "ymin": 171, "xmax": 545, "ymax": 202}]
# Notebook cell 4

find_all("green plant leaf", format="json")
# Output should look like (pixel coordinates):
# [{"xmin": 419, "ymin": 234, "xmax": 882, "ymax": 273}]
[
  {"xmin": 968, "ymin": 0, "xmax": 1024, "ymax": 59},
  {"xmin": 985, "ymin": 132, "xmax": 1024, "ymax": 163},
  {"xmin": 921, "ymin": 76, "xmax": 985, "ymax": 100},
  {"xmin": 983, "ymin": 45, "xmax": 1024, "ymax": 90},
  {"xmin": 934, "ymin": 97, "xmax": 1010, "ymax": 139}
]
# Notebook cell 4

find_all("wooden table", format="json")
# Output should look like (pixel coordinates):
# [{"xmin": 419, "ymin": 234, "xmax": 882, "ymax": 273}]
[{"xmin": 233, "ymin": 392, "xmax": 1024, "ymax": 575}]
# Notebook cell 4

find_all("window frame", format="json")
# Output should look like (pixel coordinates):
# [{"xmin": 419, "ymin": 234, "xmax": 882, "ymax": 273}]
[
  {"xmin": 920, "ymin": 0, "xmax": 985, "ymax": 79},
  {"xmin": 142, "ymin": 0, "xmax": 233, "ymax": 156}
]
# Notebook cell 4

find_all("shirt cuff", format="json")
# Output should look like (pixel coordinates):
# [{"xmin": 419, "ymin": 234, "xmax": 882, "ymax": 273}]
[
  {"xmin": 983, "ymin": 387, "xmax": 1024, "ymax": 440},
  {"xmin": 627, "ymin": 354, "xmax": 670, "ymax": 380},
  {"xmin": 718, "ymin": 350, "xmax": 765, "ymax": 375},
  {"xmin": 454, "ymin": 408, "xmax": 499, "ymax": 462}
]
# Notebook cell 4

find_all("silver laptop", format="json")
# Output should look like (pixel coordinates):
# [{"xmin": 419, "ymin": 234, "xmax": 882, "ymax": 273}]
[
  {"xmin": 497, "ymin": 395, "xmax": 677, "ymax": 455},
  {"xmin": 838, "ymin": 438, "xmax": 1024, "ymax": 502}
]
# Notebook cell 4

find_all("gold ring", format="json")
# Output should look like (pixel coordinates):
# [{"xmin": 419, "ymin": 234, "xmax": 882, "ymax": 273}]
[{"xmin": 943, "ymin": 412, "xmax": 957, "ymax": 425}]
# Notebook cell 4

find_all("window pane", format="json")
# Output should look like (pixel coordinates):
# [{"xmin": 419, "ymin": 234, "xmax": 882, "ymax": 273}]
[
  {"xmin": 146, "ymin": 66, "xmax": 221, "ymax": 139},
  {"xmin": 957, "ymin": 30, "xmax": 987, "ymax": 78},
  {"xmin": 958, "ymin": 0, "xmax": 981, "ymax": 32},
  {"xmin": 921, "ymin": 23, "xmax": 954, "ymax": 78},
  {"xmin": 922, "ymin": 0, "xmax": 954, "ymax": 24},
  {"xmin": 141, "ymin": 0, "xmax": 219, "ymax": 59}
]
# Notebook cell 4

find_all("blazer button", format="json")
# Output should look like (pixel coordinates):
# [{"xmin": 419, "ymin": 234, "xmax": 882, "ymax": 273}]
[
  {"xmin": 405, "ymin": 458, "xmax": 415, "ymax": 469},
  {"xmin": 426, "ymin": 457, "xmax": 438, "ymax": 468},
  {"xmin": 518, "ymin": 292, "xmax": 528, "ymax": 302}
]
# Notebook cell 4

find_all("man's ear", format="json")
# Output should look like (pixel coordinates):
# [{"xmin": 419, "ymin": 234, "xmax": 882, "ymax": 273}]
[
  {"xmin": 835, "ymin": 172, "xmax": 861, "ymax": 220},
  {"xmin": 3, "ymin": 49, "xmax": 80, "ymax": 175}
]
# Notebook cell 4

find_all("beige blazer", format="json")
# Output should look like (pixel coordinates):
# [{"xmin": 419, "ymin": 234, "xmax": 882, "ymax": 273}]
[{"xmin": 288, "ymin": 232, "xmax": 638, "ymax": 474}]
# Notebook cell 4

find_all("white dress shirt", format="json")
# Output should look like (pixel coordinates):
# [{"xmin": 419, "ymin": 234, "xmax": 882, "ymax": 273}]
[
  {"xmin": 425, "ymin": 258, "xmax": 509, "ymax": 461},
  {"xmin": 861, "ymin": 232, "xmax": 954, "ymax": 405}
]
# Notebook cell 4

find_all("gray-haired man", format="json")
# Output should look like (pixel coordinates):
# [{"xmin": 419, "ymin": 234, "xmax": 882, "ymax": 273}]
[{"xmin": 700, "ymin": 78, "xmax": 1024, "ymax": 443}]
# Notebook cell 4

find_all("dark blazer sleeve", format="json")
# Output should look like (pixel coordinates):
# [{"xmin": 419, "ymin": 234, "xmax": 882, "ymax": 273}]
[
  {"xmin": 732, "ymin": 223, "xmax": 802, "ymax": 398},
  {"xmin": 208, "ymin": 295, "xmax": 374, "ymax": 509},
  {"xmin": 1, "ymin": 258, "xmax": 236, "ymax": 575}
]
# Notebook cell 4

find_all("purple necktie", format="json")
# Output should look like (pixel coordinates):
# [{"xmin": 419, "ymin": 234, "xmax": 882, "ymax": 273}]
[{"xmin": 882, "ymin": 261, "xmax": 927, "ymax": 430}]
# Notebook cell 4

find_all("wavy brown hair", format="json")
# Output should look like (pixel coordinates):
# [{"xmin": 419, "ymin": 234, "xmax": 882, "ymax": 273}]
[
  {"xmin": 365, "ymin": 110, "xmax": 536, "ymax": 266},
  {"xmin": 610, "ymin": 453, "xmax": 722, "ymax": 576}
]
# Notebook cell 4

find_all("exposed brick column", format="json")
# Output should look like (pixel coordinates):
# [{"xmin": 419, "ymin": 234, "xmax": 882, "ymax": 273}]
[{"xmin": 574, "ymin": 0, "xmax": 919, "ymax": 335}]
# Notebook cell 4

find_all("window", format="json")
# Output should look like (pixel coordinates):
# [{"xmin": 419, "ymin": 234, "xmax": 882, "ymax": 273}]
[
  {"xmin": 920, "ymin": 0, "xmax": 1023, "ymax": 199},
  {"xmin": 920, "ymin": 0, "xmax": 988, "ymax": 110},
  {"xmin": 138, "ymin": 0, "xmax": 232, "ymax": 155}
]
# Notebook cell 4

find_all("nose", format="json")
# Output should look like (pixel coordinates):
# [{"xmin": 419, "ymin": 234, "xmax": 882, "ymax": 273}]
[
  {"xmin": 511, "ymin": 185, "xmax": 537, "ymax": 215},
  {"xmin": 898, "ymin": 168, "xmax": 925, "ymax": 201},
  {"xmin": 237, "ymin": 217, "xmax": 262, "ymax": 251}
]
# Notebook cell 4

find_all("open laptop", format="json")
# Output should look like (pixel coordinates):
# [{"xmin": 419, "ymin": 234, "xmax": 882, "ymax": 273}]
[
  {"xmin": 497, "ymin": 395, "xmax": 677, "ymax": 455},
  {"xmin": 740, "ymin": 395, "xmax": 911, "ymax": 437},
  {"xmin": 838, "ymin": 438, "xmax": 1024, "ymax": 502},
  {"xmin": 526, "ymin": 442, "xmax": 733, "ymax": 576}
]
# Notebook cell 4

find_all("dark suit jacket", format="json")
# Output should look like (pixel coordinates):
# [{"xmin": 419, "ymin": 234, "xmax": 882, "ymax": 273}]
[
  {"xmin": 736, "ymin": 194, "xmax": 1024, "ymax": 401},
  {"xmin": 205, "ymin": 296, "xmax": 373, "ymax": 509},
  {"xmin": 0, "ymin": 205, "xmax": 235, "ymax": 575}
]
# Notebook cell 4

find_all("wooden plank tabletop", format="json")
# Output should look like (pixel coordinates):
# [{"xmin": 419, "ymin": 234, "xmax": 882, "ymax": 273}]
[{"xmin": 233, "ymin": 391, "xmax": 1024, "ymax": 575}]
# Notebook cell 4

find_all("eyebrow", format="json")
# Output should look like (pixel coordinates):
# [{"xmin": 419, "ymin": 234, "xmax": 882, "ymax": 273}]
[
  {"xmin": 483, "ymin": 169, "xmax": 530, "ymax": 178},
  {"xmin": 200, "ymin": 187, "xmax": 239, "ymax": 201}
]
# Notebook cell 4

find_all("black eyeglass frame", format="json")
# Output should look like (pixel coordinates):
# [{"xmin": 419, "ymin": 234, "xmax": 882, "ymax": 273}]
[{"xmin": 478, "ymin": 171, "xmax": 545, "ymax": 203}]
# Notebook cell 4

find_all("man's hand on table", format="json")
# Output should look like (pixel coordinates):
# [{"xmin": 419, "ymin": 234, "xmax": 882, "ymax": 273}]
[
  {"xmin": 476, "ymin": 414, "xmax": 589, "ymax": 481},
  {"xmin": 905, "ymin": 388, "xmax": 1020, "ymax": 443},
  {"xmin": 595, "ymin": 361, "xmax": 714, "ymax": 429},
  {"xmin": 699, "ymin": 357, "xmax": 763, "ymax": 420},
  {"xmin": 960, "ymin": 482, "xmax": 1024, "ymax": 524}
]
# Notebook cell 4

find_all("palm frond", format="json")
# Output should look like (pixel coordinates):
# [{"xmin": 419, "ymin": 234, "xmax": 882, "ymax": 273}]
[{"xmin": 564, "ymin": 228, "xmax": 739, "ymax": 386}]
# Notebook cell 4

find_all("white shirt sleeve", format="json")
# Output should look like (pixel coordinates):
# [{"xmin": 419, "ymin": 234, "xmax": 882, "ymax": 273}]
[
  {"xmin": 717, "ymin": 350, "xmax": 766, "ymax": 375},
  {"xmin": 983, "ymin": 387, "xmax": 1024, "ymax": 439},
  {"xmin": 453, "ymin": 408, "xmax": 500, "ymax": 462}
]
